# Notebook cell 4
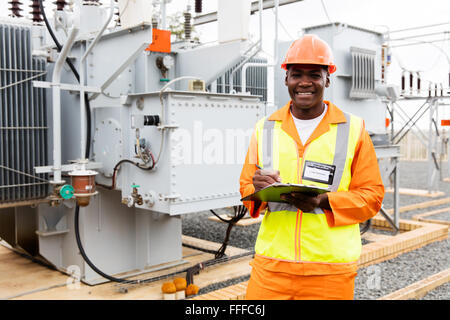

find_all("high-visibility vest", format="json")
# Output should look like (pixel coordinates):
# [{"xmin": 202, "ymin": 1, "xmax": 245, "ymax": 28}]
[{"xmin": 254, "ymin": 111, "xmax": 364, "ymax": 264}]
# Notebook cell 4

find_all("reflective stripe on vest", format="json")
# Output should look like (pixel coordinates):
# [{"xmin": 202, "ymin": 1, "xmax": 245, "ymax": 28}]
[
  {"xmin": 264, "ymin": 113, "xmax": 351, "ymax": 214},
  {"xmin": 254, "ymin": 111, "xmax": 363, "ymax": 263}
]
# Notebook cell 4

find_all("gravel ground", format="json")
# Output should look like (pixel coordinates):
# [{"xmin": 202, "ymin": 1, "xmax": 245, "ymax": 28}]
[
  {"xmin": 182, "ymin": 161, "xmax": 450, "ymax": 300},
  {"xmin": 354, "ymin": 238, "xmax": 449, "ymax": 300},
  {"xmin": 419, "ymin": 282, "xmax": 450, "ymax": 300},
  {"xmin": 427, "ymin": 212, "xmax": 450, "ymax": 221}
]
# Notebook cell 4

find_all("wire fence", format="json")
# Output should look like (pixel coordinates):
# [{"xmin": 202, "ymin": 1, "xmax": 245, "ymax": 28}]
[{"xmin": 396, "ymin": 129, "xmax": 448, "ymax": 161}]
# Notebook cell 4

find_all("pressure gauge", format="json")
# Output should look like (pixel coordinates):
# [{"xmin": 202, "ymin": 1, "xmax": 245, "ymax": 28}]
[
  {"xmin": 162, "ymin": 55, "xmax": 174, "ymax": 70},
  {"xmin": 156, "ymin": 55, "xmax": 174, "ymax": 79}
]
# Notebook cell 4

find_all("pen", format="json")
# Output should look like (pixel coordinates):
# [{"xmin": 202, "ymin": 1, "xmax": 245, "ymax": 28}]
[{"xmin": 255, "ymin": 164, "xmax": 262, "ymax": 170}]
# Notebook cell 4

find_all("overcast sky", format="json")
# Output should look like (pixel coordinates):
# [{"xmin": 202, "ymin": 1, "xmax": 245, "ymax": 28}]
[{"xmin": 1, "ymin": 0, "xmax": 448, "ymax": 83}]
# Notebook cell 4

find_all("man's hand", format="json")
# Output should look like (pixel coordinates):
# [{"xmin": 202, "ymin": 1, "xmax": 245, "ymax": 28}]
[
  {"xmin": 253, "ymin": 169, "xmax": 281, "ymax": 192},
  {"xmin": 280, "ymin": 192, "xmax": 331, "ymax": 212}
]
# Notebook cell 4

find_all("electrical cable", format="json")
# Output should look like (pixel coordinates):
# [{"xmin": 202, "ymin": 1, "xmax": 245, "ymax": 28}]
[
  {"xmin": 210, "ymin": 205, "xmax": 248, "ymax": 259},
  {"xmin": 96, "ymin": 158, "xmax": 154, "ymax": 190},
  {"xmin": 39, "ymin": 0, "xmax": 91, "ymax": 159},
  {"xmin": 75, "ymin": 202, "xmax": 254, "ymax": 285},
  {"xmin": 390, "ymin": 22, "xmax": 450, "ymax": 34},
  {"xmin": 320, "ymin": 0, "xmax": 332, "ymax": 24},
  {"xmin": 75, "ymin": 205, "xmax": 135, "ymax": 284}
]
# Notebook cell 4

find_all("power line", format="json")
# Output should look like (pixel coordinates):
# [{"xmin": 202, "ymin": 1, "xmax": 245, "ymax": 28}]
[
  {"xmin": 390, "ymin": 30, "xmax": 450, "ymax": 42},
  {"xmin": 390, "ymin": 22, "xmax": 450, "ymax": 34},
  {"xmin": 320, "ymin": 0, "xmax": 332, "ymax": 24}
]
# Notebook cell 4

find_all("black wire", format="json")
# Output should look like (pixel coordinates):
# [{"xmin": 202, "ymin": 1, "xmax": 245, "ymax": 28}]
[
  {"xmin": 210, "ymin": 209, "xmax": 230, "ymax": 223},
  {"xmin": 39, "ymin": 0, "xmax": 91, "ymax": 158},
  {"xmin": 96, "ymin": 159, "xmax": 155, "ymax": 190},
  {"xmin": 74, "ymin": 205, "xmax": 132, "ymax": 283},
  {"xmin": 212, "ymin": 205, "xmax": 248, "ymax": 259},
  {"xmin": 39, "ymin": 0, "xmax": 78, "ymax": 78},
  {"xmin": 75, "ymin": 203, "xmax": 254, "ymax": 285}
]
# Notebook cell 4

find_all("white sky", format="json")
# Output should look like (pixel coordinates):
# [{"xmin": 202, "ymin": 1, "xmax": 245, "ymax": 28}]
[
  {"xmin": 1, "ymin": 0, "xmax": 449, "ymax": 82},
  {"xmin": 1, "ymin": 0, "xmax": 449, "ymax": 123}
]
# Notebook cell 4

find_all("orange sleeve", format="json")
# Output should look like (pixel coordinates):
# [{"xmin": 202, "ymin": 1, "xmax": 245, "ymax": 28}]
[
  {"xmin": 239, "ymin": 128, "xmax": 267, "ymax": 218},
  {"xmin": 325, "ymin": 128, "xmax": 385, "ymax": 227}
]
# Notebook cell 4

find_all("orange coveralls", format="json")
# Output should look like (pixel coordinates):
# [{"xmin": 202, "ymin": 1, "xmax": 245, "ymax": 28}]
[{"xmin": 240, "ymin": 101, "xmax": 385, "ymax": 300}]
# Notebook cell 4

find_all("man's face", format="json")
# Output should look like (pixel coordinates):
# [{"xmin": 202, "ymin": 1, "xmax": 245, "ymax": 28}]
[{"xmin": 285, "ymin": 64, "xmax": 330, "ymax": 111}]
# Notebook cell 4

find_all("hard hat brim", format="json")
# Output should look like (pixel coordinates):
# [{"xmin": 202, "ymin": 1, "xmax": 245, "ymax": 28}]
[{"xmin": 281, "ymin": 62, "xmax": 337, "ymax": 74}]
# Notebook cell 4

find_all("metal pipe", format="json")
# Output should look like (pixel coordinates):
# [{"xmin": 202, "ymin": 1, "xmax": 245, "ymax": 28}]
[
  {"xmin": 193, "ymin": 0, "xmax": 302, "ymax": 26},
  {"xmin": 393, "ymin": 159, "xmax": 400, "ymax": 231},
  {"xmin": 241, "ymin": 0, "xmax": 279, "ymax": 94},
  {"xmin": 241, "ymin": 0, "xmax": 279, "ymax": 105},
  {"xmin": 79, "ymin": 0, "xmax": 114, "ymax": 162},
  {"xmin": 82, "ymin": 0, "xmax": 115, "ymax": 62},
  {"xmin": 229, "ymin": 0, "xmax": 264, "ymax": 92},
  {"xmin": 161, "ymin": 0, "xmax": 167, "ymax": 30},
  {"xmin": 428, "ymin": 99, "xmax": 438, "ymax": 193},
  {"xmin": 52, "ymin": 26, "xmax": 79, "ymax": 184},
  {"xmin": 259, "ymin": 0, "xmax": 263, "ymax": 49}
]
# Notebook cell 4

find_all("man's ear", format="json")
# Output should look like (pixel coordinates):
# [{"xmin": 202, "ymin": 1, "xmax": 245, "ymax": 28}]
[
  {"xmin": 325, "ymin": 72, "xmax": 330, "ymax": 88},
  {"xmin": 285, "ymin": 70, "xmax": 289, "ymax": 86}
]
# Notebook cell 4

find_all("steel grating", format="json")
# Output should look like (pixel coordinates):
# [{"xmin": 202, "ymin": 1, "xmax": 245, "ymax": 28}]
[
  {"xmin": 0, "ymin": 23, "xmax": 49, "ymax": 202},
  {"xmin": 209, "ymin": 57, "xmax": 268, "ymax": 102}
]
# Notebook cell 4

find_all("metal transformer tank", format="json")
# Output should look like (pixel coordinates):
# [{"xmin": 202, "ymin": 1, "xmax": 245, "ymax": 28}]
[{"xmin": 113, "ymin": 91, "xmax": 262, "ymax": 215}]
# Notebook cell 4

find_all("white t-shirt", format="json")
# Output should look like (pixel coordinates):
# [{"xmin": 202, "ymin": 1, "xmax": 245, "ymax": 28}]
[{"xmin": 291, "ymin": 104, "xmax": 328, "ymax": 145}]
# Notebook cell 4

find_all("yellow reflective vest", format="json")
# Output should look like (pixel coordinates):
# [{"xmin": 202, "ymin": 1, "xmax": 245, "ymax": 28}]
[{"xmin": 254, "ymin": 106, "xmax": 364, "ymax": 264}]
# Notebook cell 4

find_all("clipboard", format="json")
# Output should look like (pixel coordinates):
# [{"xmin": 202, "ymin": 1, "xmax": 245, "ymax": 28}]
[{"xmin": 241, "ymin": 183, "xmax": 330, "ymax": 203}]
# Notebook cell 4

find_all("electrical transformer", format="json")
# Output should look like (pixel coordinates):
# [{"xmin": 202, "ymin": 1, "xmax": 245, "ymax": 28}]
[{"xmin": 0, "ymin": 3, "xmax": 267, "ymax": 284}]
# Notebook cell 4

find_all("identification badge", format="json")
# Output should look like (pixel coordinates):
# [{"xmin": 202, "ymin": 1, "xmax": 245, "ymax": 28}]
[{"xmin": 302, "ymin": 161, "xmax": 335, "ymax": 185}]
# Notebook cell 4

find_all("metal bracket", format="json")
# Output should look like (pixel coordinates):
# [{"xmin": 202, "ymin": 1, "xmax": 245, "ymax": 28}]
[
  {"xmin": 33, "ymin": 80, "xmax": 101, "ymax": 93},
  {"xmin": 157, "ymin": 124, "xmax": 179, "ymax": 130},
  {"xmin": 89, "ymin": 42, "xmax": 150, "ymax": 101},
  {"xmin": 120, "ymin": 94, "xmax": 133, "ymax": 106},
  {"xmin": 161, "ymin": 193, "xmax": 181, "ymax": 201},
  {"xmin": 35, "ymin": 162, "xmax": 103, "ymax": 174},
  {"xmin": 379, "ymin": 206, "xmax": 399, "ymax": 233}
]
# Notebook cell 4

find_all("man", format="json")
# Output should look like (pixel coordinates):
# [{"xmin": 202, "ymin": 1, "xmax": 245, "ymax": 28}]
[{"xmin": 239, "ymin": 34, "xmax": 384, "ymax": 300}]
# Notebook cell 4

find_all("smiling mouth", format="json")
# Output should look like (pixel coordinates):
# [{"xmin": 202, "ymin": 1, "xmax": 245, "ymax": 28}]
[{"xmin": 295, "ymin": 92, "xmax": 314, "ymax": 96}]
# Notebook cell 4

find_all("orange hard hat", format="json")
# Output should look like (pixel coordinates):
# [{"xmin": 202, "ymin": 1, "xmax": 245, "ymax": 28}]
[{"xmin": 281, "ymin": 34, "xmax": 337, "ymax": 74}]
